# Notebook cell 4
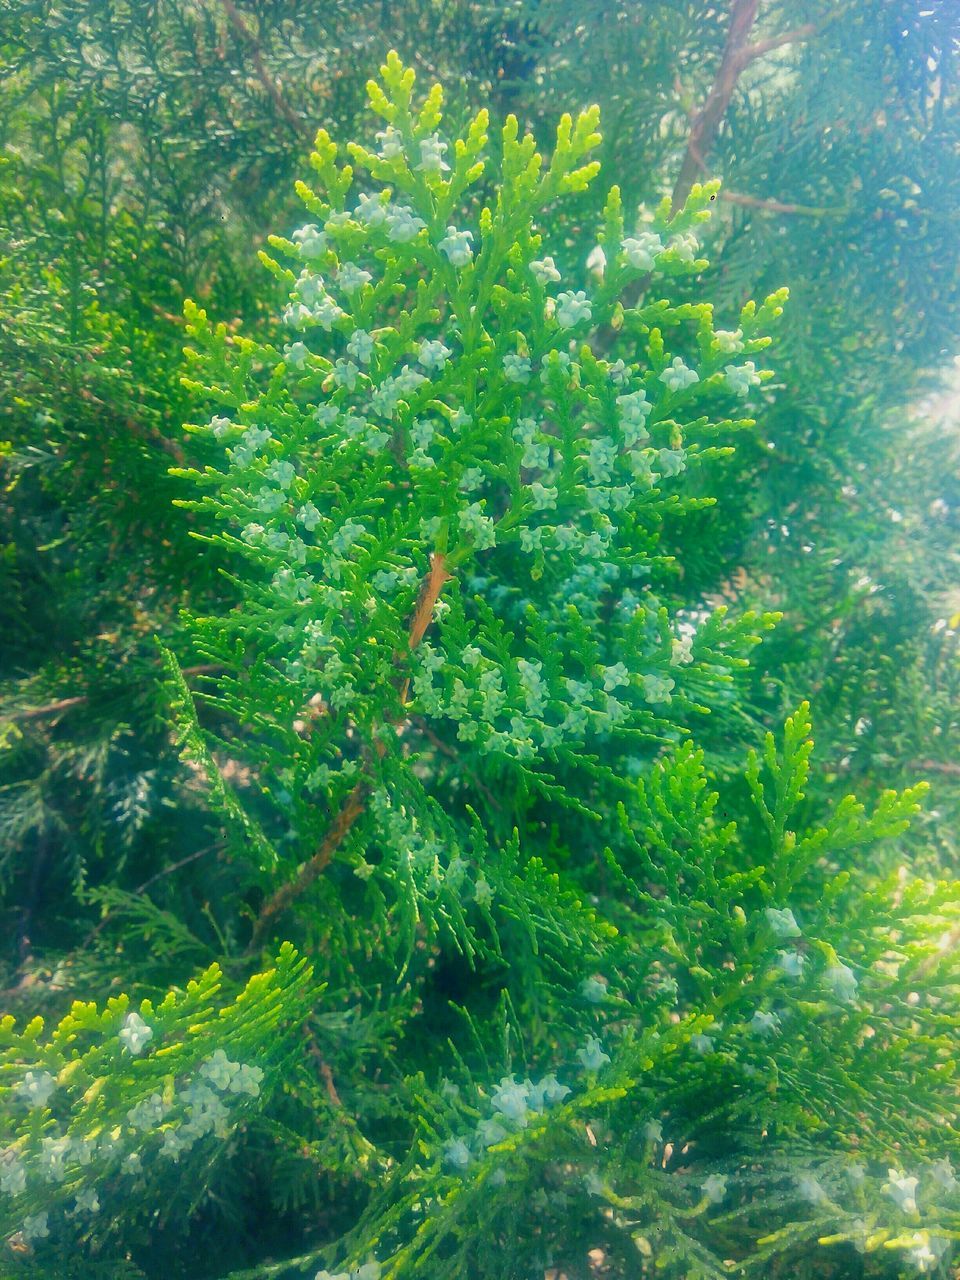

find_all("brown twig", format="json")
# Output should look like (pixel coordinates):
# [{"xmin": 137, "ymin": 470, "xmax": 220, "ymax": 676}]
[
  {"xmin": 672, "ymin": 12, "xmax": 819, "ymax": 211},
  {"xmin": 133, "ymin": 841, "xmax": 226, "ymax": 896},
  {"xmin": 71, "ymin": 385, "xmax": 187, "ymax": 463},
  {"xmin": 220, "ymin": 0, "xmax": 311, "ymax": 140},
  {"xmin": 247, "ymin": 554, "xmax": 451, "ymax": 950},
  {"xmin": 721, "ymin": 190, "xmax": 842, "ymax": 217},
  {"xmin": 8, "ymin": 665, "xmax": 222, "ymax": 723},
  {"xmin": 740, "ymin": 25, "xmax": 818, "ymax": 66},
  {"xmin": 595, "ymin": 0, "xmax": 760, "ymax": 347},
  {"xmin": 248, "ymin": 781, "xmax": 366, "ymax": 952},
  {"xmin": 10, "ymin": 694, "xmax": 89, "ymax": 723},
  {"xmin": 595, "ymin": 3, "xmax": 821, "ymax": 355},
  {"xmin": 319, "ymin": 1057, "xmax": 344, "ymax": 1109},
  {"xmin": 408, "ymin": 555, "xmax": 452, "ymax": 650},
  {"xmin": 399, "ymin": 552, "xmax": 452, "ymax": 704},
  {"xmin": 148, "ymin": 300, "xmax": 188, "ymax": 327},
  {"xmin": 79, "ymin": 840, "xmax": 226, "ymax": 949},
  {"xmin": 913, "ymin": 760, "xmax": 960, "ymax": 779},
  {"xmin": 671, "ymin": 0, "xmax": 761, "ymax": 215}
]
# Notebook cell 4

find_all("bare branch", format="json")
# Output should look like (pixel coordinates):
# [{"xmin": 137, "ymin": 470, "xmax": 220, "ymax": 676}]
[
  {"xmin": 407, "ymin": 554, "xmax": 451, "ymax": 652},
  {"xmin": 319, "ymin": 1058, "xmax": 343, "ymax": 1109},
  {"xmin": 11, "ymin": 694, "xmax": 88, "ymax": 723},
  {"xmin": 9, "ymin": 665, "xmax": 221, "ymax": 723},
  {"xmin": 721, "ymin": 189, "xmax": 843, "ymax": 217},
  {"xmin": 671, "ymin": 0, "xmax": 761, "ymax": 215},
  {"xmin": 78, "ymin": 841, "xmax": 226, "ymax": 951},
  {"xmin": 247, "ymin": 554, "xmax": 452, "ymax": 949},
  {"xmin": 594, "ymin": 2, "xmax": 824, "ymax": 354},
  {"xmin": 247, "ymin": 783, "xmax": 366, "ymax": 952},
  {"xmin": 219, "ymin": 0, "xmax": 311, "ymax": 140},
  {"xmin": 913, "ymin": 759, "xmax": 960, "ymax": 778},
  {"xmin": 739, "ymin": 24, "xmax": 818, "ymax": 67}
]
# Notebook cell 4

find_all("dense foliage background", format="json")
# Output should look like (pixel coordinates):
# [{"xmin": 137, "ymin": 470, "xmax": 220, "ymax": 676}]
[{"xmin": 1, "ymin": 3, "xmax": 958, "ymax": 1278}]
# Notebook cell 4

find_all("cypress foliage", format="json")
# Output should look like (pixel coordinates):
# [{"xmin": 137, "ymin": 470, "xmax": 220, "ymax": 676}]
[
  {"xmin": 3, "ymin": 52, "xmax": 958, "ymax": 1279},
  {"xmin": 1, "ymin": 8, "xmax": 958, "ymax": 1279}
]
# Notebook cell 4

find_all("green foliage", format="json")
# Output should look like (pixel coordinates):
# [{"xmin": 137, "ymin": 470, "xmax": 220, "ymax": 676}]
[
  {"xmin": 1, "ymin": 944, "xmax": 315, "ymax": 1270},
  {"xmin": 306, "ymin": 702, "xmax": 953, "ymax": 1280},
  {"xmin": 169, "ymin": 53, "xmax": 785, "ymax": 987},
  {"xmin": 1, "ymin": 8, "xmax": 958, "ymax": 1280}
]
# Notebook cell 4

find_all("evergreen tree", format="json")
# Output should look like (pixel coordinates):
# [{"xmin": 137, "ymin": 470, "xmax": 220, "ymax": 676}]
[
  {"xmin": 3, "ymin": 2, "xmax": 957, "ymax": 979},
  {"xmin": 0, "ymin": 0, "xmax": 536, "ymax": 976},
  {"xmin": 3, "ymin": 54, "xmax": 958, "ymax": 1280}
]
